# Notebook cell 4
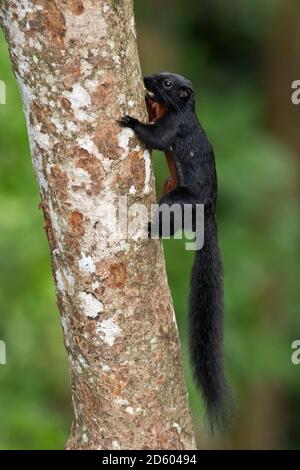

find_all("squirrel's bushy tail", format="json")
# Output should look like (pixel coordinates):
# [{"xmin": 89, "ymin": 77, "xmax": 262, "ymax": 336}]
[{"xmin": 189, "ymin": 215, "xmax": 233, "ymax": 432}]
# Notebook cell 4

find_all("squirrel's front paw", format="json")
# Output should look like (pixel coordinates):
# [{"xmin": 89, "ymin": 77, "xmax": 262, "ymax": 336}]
[{"xmin": 118, "ymin": 115, "xmax": 138, "ymax": 129}]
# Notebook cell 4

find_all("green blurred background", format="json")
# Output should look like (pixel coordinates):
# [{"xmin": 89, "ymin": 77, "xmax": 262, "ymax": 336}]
[{"xmin": 1, "ymin": 0, "xmax": 300, "ymax": 449}]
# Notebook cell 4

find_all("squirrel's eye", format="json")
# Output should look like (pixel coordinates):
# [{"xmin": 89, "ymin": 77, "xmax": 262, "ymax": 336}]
[{"xmin": 163, "ymin": 79, "xmax": 172, "ymax": 89}]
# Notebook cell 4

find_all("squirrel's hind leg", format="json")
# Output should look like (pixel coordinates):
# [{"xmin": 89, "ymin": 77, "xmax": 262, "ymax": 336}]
[{"xmin": 148, "ymin": 187, "xmax": 193, "ymax": 238}]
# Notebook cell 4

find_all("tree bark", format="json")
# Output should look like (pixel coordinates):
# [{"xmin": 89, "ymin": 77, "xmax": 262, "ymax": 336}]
[{"xmin": 0, "ymin": 0, "xmax": 195, "ymax": 450}]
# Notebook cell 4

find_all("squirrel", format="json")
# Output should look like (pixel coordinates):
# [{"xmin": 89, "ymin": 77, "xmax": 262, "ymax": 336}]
[{"xmin": 118, "ymin": 72, "xmax": 233, "ymax": 431}]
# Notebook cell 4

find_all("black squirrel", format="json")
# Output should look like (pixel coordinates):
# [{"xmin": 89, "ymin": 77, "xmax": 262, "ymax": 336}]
[{"xmin": 119, "ymin": 72, "xmax": 233, "ymax": 431}]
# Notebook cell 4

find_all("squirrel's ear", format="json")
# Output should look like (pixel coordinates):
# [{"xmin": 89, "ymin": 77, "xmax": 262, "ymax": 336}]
[{"xmin": 179, "ymin": 86, "xmax": 192, "ymax": 99}]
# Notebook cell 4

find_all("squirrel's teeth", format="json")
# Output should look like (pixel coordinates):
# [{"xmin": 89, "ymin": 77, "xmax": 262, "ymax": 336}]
[{"xmin": 147, "ymin": 91, "xmax": 155, "ymax": 98}]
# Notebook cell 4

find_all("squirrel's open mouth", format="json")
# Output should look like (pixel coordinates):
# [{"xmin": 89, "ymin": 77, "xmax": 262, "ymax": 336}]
[
  {"xmin": 145, "ymin": 90, "xmax": 160, "ymax": 106},
  {"xmin": 145, "ymin": 90, "xmax": 168, "ymax": 122}
]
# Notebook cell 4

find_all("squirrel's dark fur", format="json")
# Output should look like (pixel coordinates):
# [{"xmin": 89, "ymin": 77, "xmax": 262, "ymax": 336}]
[{"xmin": 119, "ymin": 72, "xmax": 233, "ymax": 432}]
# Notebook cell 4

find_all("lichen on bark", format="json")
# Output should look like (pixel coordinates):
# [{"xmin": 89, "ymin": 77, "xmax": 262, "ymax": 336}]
[{"xmin": 0, "ymin": 0, "xmax": 196, "ymax": 449}]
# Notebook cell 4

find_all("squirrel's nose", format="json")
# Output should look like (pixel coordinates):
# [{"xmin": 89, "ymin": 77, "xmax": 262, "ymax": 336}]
[{"xmin": 143, "ymin": 75, "xmax": 157, "ymax": 88}]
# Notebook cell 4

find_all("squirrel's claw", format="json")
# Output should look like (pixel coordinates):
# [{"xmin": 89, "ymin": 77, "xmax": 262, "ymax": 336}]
[{"xmin": 117, "ymin": 115, "xmax": 137, "ymax": 128}]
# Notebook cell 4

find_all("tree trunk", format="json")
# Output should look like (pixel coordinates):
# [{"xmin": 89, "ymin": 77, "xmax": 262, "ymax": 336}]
[{"xmin": 0, "ymin": 0, "xmax": 195, "ymax": 450}]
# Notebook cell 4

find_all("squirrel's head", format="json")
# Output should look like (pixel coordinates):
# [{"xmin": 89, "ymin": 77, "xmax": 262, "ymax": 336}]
[{"xmin": 144, "ymin": 72, "xmax": 195, "ymax": 113}]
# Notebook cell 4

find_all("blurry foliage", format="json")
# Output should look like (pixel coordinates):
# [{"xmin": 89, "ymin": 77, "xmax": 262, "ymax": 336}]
[
  {"xmin": 0, "ymin": 34, "xmax": 71, "ymax": 449},
  {"xmin": 1, "ymin": 0, "xmax": 300, "ymax": 449}
]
